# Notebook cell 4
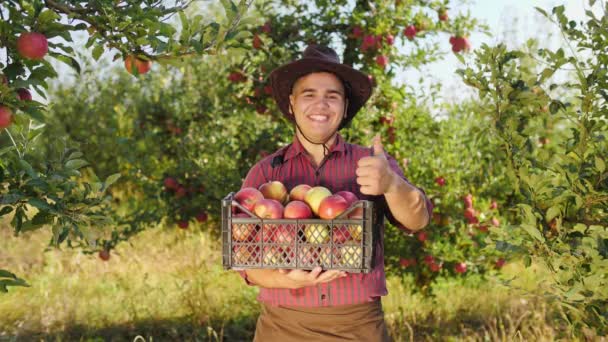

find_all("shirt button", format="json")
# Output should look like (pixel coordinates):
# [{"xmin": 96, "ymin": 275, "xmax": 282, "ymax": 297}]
[{"xmin": 321, "ymin": 294, "xmax": 326, "ymax": 300}]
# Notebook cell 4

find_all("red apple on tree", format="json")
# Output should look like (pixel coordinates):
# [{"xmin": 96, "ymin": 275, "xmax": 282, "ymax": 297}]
[
  {"xmin": 351, "ymin": 26, "xmax": 363, "ymax": 38},
  {"xmin": 495, "ymin": 258, "xmax": 506, "ymax": 269},
  {"xmin": 463, "ymin": 194, "xmax": 473, "ymax": 208},
  {"xmin": 375, "ymin": 55, "xmax": 389, "ymax": 69},
  {"xmin": 259, "ymin": 181, "xmax": 288, "ymax": 204},
  {"xmin": 234, "ymin": 187, "xmax": 264, "ymax": 212},
  {"xmin": 454, "ymin": 262, "xmax": 467, "ymax": 274},
  {"xmin": 98, "ymin": 249, "xmax": 110, "ymax": 261},
  {"xmin": 17, "ymin": 32, "xmax": 48, "ymax": 60},
  {"xmin": 318, "ymin": 194, "xmax": 349, "ymax": 219},
  {"xmin": 490, "ymin": 200, "xmax": 498, "ymax": 210},
  {"xmin": 491, "ymin": 217, "xmax": 500, "ymax": 227},
  {"xmin": 416, "ymin": 231, "xmax": 428, "ymax": 242},
  {"xmin": 438, "ymin": 9, "xmax": 448, "ymax": 22},
  {"xmin": 253, "ymin": 34, "xmax": 263, "ymax": 49},
  {"xmin": 385, "ymin": 34, "xmax": 395, "ymax": 45},
  {"xmin": 177, "ymin": 220, "xmax": 189, "ymax": 229},
  {"xmin": 0, "ymin": 106, "xmax": 13, "ymax": 129},
  {"xmin": 403, "ymin": 25, "xmax": 417, "ymax": 40},
  {"xmin": 124, "ymin": 55, "xmax": 152, "ymax": 75},
  {"xmin": 17, "ymin": 88, "xmax": 32, "ymax": 101},
  {"xmin": 163, "ymin": 177, "xmax": 179, "ymax": 190},
  {"xmin": 284, "ymin": 200, "xmax": 313, "ymax": 219},
  {"xmin": 195, "ymin": 211, "xmax": 208, "ymax": 223},
  {"xmin": 450, "ymin": 36, "xmax": 471, "ymax": 53},
  {"xmin": 434, "ymin": 176, "xmax": 446, "ymax": 186}
]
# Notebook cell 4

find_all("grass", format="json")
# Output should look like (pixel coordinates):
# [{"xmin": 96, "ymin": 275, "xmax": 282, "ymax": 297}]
[{"xmin": 0, "ymin": 219, "xmax": 575, "ymax": 341}]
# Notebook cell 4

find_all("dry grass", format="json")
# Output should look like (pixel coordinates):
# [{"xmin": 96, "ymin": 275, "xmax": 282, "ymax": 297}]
[{"xmin": 0, "ymin": 219, "xmax": 576, "ymax": 341}]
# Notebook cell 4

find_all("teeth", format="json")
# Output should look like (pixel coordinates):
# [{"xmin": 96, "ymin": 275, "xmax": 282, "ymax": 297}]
[{"xmin": 309, "ymin": 115, "xmax": 328, "ymax": 122}]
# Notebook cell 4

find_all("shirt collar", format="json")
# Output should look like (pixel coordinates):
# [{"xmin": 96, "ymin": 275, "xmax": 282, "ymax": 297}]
[{"xmin": 284, "ymin": 133, "xmax": 347, "ymax": 161}]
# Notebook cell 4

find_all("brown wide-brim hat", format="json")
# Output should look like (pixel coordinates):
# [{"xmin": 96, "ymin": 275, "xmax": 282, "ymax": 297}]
[{"xmin": 269, "ymin": 44, "xmax": 373, "ymax": 128}]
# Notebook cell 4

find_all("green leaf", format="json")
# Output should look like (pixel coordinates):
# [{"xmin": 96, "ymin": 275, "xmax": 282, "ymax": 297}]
[
  {"xmin": 65, "ymin": 159, "xmax": 89, "ymax": 169},
  {"xmin": 0, "ymin": 206, "xmax": 13, "ymax": 217},
  {"xmin": 534, "ymin": 7, "xmax": 548, "ymax": 18},
  {"xmin": 0, "ymin": 269, "xmax": 17, "ymax": 279},
  {"xmin": 19, "ymin": 159, "xmax": 38, "ymax": 179},
  {"xmin": 0, "ymin": 194, "xmax": 22, "ymax": 205},
  {"xmin": 92, "ymin": 44, "xmax": 104, "ymax": 61},
  {"xmin": 521, "ymin": 223, "xmax": 545, "ymax": 242},
  {"xmin": 546, "ymin": 206, "xmax": 561, "ymax": 221},
  {"xmin": 595, "ymin": 156, "xmax": 606, "ymax": 173},
  {"xmin": 28, "ymin": 198, "xmax": 52, "ymax": 211},
  {"xmin": 103, "ymin": 173, "xmax": 121, "ymax": 190}
]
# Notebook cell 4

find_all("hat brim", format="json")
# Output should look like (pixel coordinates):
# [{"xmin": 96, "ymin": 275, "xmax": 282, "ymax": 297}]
[{"xmin": 269, "ymin": 57, "xmax": 373, "ymax": 127}]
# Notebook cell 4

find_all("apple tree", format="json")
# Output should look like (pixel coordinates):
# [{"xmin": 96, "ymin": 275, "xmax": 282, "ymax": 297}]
[
  {"xmin": 0, "ymin": 0, "xmax": 253, "ymax": 291},
  {"xmin": 457, "ymin": 3, "xmax": 607, "ymax": 334}
]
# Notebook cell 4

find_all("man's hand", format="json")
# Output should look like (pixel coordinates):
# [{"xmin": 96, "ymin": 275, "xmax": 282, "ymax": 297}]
[
  {"xmin": 277, "ymin": 267, "xmax": 346, "ymax": 289},
  {"xmin": 356, "ymin": 134, "xmax": 398, "ymax": 196}
]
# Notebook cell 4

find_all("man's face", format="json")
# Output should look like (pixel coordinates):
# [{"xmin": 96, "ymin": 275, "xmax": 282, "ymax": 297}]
[{"xmin": 289, "ymin": 72, "xmax": 346, "ymax": 142}]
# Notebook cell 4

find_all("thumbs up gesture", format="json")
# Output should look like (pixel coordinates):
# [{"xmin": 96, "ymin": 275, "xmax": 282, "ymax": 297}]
[{"xmin": 356, "ymin": 134, "xmax": 398, "ymax": 196}]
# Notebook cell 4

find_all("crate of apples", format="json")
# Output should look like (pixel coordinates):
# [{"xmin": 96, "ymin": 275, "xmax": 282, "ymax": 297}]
[{"xmin": 221, "ymin": 180, "xmax": 376, "ymax": 273}]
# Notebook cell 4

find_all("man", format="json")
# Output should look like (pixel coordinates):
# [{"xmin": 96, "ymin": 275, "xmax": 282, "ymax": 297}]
[{"xmin": 238, "ymin": 44, "xmax": 432, "ymax": 341}]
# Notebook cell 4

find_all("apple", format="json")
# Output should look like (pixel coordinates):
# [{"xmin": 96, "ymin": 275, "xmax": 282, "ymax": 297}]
[
  {"xmin": 491, "ymin": 217, "xmax": 500, "ymax": 227},
  {"xmin": 17, "ymin": 32, "xmax": 48, "ymax": 60},
  {"xmin": 261, "ymin": 21, "xmax": 272, "ymax": 34},
  {"xmin": 177, "ymin": 220, "xmax": 189, "ymax": 229},
  {"xmin": 255, "ymin": 105, "xmax": 267, "ymax": 114},
  {"xmin": 304, "ymin": 224, "xmax": 329, "ymax": 244},
  {"xmin": 0, "ymin": 106, "xmax": 13, "ymax": 129},
  {"xmin": 319, "ymin": 246, "xmax": 335, "ymax": 267},
  {"xmin": 463, "ymin": 194, "xmax": 473, "ymax": 208},
  {"xmin": 450, "ymin": 36, "xmax": 471, "ymax": 53},
  {"xmin": 464, "ymin": 208, "xmax": 478, "ymax": 224},
  {"xmin": 284, "ymin": 200, "xmax": 313, "ymax": 219},
  {"xmin": 195, "ymin": 211, "xmax": 208, "ymax": 223},
  {"xmin": 232, "ymin": 213, "xmax": 255, "ymax": 241},
  {"xmin": 124, "ymin": 55, "xmax": 152, "ymax": 75},
  {"xmin": 335, "ymin": 190, "xmax": 358, "ymax": 207},
  {"xmin": 304, "ymin": 186, "xmax": 332, "ymax": 216},
  {"xmin": 259, "ymin": 181, "xmax": 288, "ymax": 204},
  {"xmin": 348, "ymin": 224, "xmax": 363, "ymax": 242},
  {"xmin": 16, "ymin": 88, "xmax": 32, "ymax": 101},
  {"xmin": 423, "ymin": 255, "xmax": 435, "ymax": 265},
  {"xmin": 434, "ymin": 177, "xmax": 446, "ymax": 186},
  {"xmin": 234, "ymin": 187, "xmax": 264, "ymax": 212},
  {"xmin": 253, "ymin": 198, "xmax": 284, "ymax": 219},
  {"xmin": 385, "ymin": 34, "xmax": 395, "ymax": 45},
  {"xmin": 289, "ymin": 184, "xmax": 312, "ymax": 202},
  {"xmin": 175, "ymin": 186, "xmax": 187, "ymax": 198},
  {"xmin": 318, "ymin": 194, "xmax": 349, "ymax": 220},
  {"xmin": 263, "ymin": 85, "xmax": 273, "ymax": 96},
  {"xmin": 495, "ymin": 258, "xmax": 506, "ymax": 269},
  {"xmin": 273, "ymin": 224, "xmax": 296, "ymax": 244},
  {"xmin": 375, "ymin": 55, "xmax": 389, "ymax": 69},
  {"xmin": 429, "ymin": 262, "xmax": 442, "ymax": 272},
  {"xmin": 263, "ymin": 246, "xmax": 280, "ymax": 265},
  {"xmin": 163, "ymin": 177, "xmax": 178, "ymax": 190},
  {"xmin": 298, "ymin": 246, "xmax": 318, "ymax": 266},
  {"xmin": 233, "ymin": 245, "xmax": 256, "ymax": 264},
  {"xmin": 351, "ymin": 26, "xmax": 363, "ymax": 38},
  {"xmin": 253, "ymin": 34, "xmax": 263, "ymax": 49},
  {"xmin": 361, "ymin": 34, "xmax": 377, "ymax": 51},
  {"xmin": 228, "ymin": 71, "xmax": 246, "ymax": 83},
  {"xmin": 98, "ymin": 250, "xmax": 110, "ymax": 261},
  {"xmin": 332, "ymin": 225, "xmax": 351, "ymax": 244},
  {"xmin": 438, "ymin": 9, "xmax": 448, "ymax": 21},
  {"xmin": 416, "ymin": 231, "xmax": 428, "ymax": 242},
  {"xmin": 399, "ymin": 258, "xmax": 417, "ymax": 268},
  {"xmin": 339, "ymin": 245, "xmax": 362, "ymax": 268},
  {"xmin": 477, "ymin": 225, "xmax": 489, "ymax": 233},
  {"xmin": 454, "ymin": 262, "xmax": 467, "ymax": 274},
  {"xmin": 403, "ymin": 25, "xmax": 417, "ymax": 40}
]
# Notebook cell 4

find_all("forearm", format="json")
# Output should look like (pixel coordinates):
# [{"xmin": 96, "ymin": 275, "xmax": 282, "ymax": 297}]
[
  {"xmin": 244, "ymin": 269, "xmax": 297, "ymax": 289},
  {"xmin": 385, "ymin": 175, "xmax": 430, "ymax": 231}
]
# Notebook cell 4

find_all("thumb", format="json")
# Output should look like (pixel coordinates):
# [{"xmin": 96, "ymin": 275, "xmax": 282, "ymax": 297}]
[{"xmin": 372, "ymin": 134, "xmax": 385, "ymax": 157}]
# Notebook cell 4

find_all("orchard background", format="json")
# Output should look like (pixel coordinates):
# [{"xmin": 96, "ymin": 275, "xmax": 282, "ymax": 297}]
[{"xmin": 1, "ymin": 0, "xmax": 606, "ymax": 341}]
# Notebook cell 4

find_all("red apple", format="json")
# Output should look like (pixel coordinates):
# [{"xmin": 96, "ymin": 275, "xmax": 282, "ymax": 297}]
[
  {"xmin": 298, "ymin": 246, "xmax": 318, "ymax": 266},
  {"xmin": 253, "ymin": 34, "xmax": 263, "ymax": 49},
  {"xmin": 385, "ymin": 34, "xmax": 395, "ymax": 45},
  {"xmin": 124, "ymin": 55, "xmax": 152, "ymax": 75},
  {"xmin": 255, "ymin": 104, "xmax": 267, "ymax": 114},
  {"xmin": 234, "ymin": 187, "xmax": 264, "ymax": 212},
  {"xmin": 273, "ymin": 224, "xmax": 296, "ymax": 244},
  {"xmin": 263, "ymin": 85, "xmax": 273, "ymax": 95},
  {"xmin": 495, "ymin": 258, "xmax": 506, "ymax": 269},
  {"xmin": 289, "ymin": 184, "xmax": 312, "ymax": 202},
  {"xmin": 259, "ymin": 181, "xmax": 288, "ymax": 204},
  {"xmin": 375, "ymin": 55, "xmax": 389, "ymax": 69},
  {"xmin": 332, "ymin": 225, "xmax": 351, "ymax": 244},
  {"xmin": 434, "ymin": 177, "xmax": 446, "ymax": 186},
  {"xmin": 351, "ymin": 26, "xmax": 363, "ymax": 38},
  {"xmin": 429, "ymin": 262, "xmax": 442, "ymax": 272},
  {"xmin": 438, "ymin": 9, "xmax": 448, "ymax": 22},
  {"xmin": 16, "ymin": 88, "xmax": 32, "ymax": 101},
  {"xmin": 478, "ymin": 225, "xmax": 489, "ymax": 233},
  {"xmin": 98, "ymin": 250, "xmax": 110, "ymax": 261},
  {"xmin": 284, "ymin": 200, "xmax": 313, "ymax": 219},
  {"xmin": 0, "ymin": 106, "xmax": 13, "ymax": 129},
  {"xmin": 464, "ymin": 207, "xmax": 478, "ymax": 224},
  {"xmin": 17, "ymin": 32, "xmax": 48, "ymax": 60},
  {"xmin": 163, "ymin": 177, "xmax": 178, "ymax": 190},
  {"xmin": 233, "ymin": 245, "xmax": 256, "ymax": 264},
  {"xmin": 361, "ymin": 34, "xmax": 376, "ymax": 51},
  {"xmin": 195, "ymin": 211, "xmax": 208, "ymax": 223},
  {"xmin": 463, "ymin": 194, "xmax": 473, "ymax": 208},
  {"xmin": 261, "ymin": 21, "xmax": 272, "ymax": 34},
  {"xmin": 253, "ymin": 199, "xmax": 284, "ymax": 219},
  {"xmin": 175, "ymin": 186, "xmax": 187, "ymax": 198},
  {"xmin": 263, "ymin": 246, "xmax": 280, "ymax": 265},
  {"xmin": 318, "ymin": 194, "xmax": 349, "ymax": 220},
  {"xmin": 450, "ymin": 36, "xmax": 471, "ymax": 53},
  {"xmin": 232, "ymin": 213, "xmax": 255, "ymax": 241},
  {"xmin": 403, "ymin": 25, "xmax": 417, "ymax": 40},
  {"xmin": 416, "ymin": 231, "xmax": 428, "ymax": 242},
  {"xmin": 228, "ymin": 71, "xmax": 246, "ymax": 83},
  {"xmin": 491, "ymin": 217, "xmax": 500, "ymax": 227},
  {"xmin": 335, "ymin": 191, "xmax": 358, "ymax": 206},
  {"xmin": 304, "ymin": 186, "xmax": 332, "ymax": 216},
  {"xmin": 177, "ymin": 220, "xmax": 189, "ymax": 229},
  {"xmin": 454, "ymin": 262, "xmax": 467, "ymax": 274},
  {"xmin": 423, "ymin": 255, "xmax": 435, "ymax": 265}
]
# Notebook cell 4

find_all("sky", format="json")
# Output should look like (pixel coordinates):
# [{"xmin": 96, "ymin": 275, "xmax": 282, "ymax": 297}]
[{"xmin": 400, "ymin": 0, "xmax": 603, "ymax": 104}]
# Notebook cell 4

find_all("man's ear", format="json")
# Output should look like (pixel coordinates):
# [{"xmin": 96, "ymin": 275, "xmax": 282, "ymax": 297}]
[{"xmin": 289, "ymin": 94, "xmax": 295, "ymax": 114}]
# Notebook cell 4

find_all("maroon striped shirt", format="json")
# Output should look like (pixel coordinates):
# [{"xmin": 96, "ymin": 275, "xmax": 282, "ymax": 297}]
[{"xmin": 238, "ymin": 133, "xmax": 432, "ymax": 307}]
